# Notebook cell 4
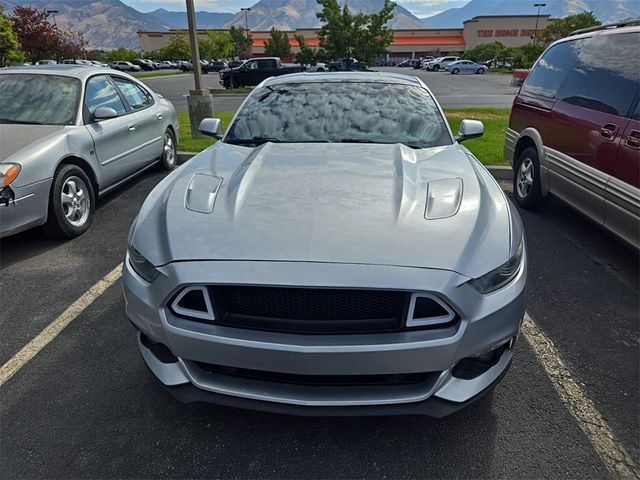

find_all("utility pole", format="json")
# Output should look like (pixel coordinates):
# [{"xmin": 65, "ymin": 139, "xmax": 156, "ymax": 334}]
[
  {"xmin": 241, "ymin": 7, "xmax": 251, "ymax": 38},
  {"xmin": 533, "ymin": 3, "xmax": 546, "ymax": 44},
  {"xmin": 185, "ymin": 0, "xmax": 214, "ymax": 139}
]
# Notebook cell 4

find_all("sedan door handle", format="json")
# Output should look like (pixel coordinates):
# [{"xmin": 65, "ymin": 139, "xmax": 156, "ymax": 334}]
[
  {"xmin": 625, "ymin": 130, "xmax": 640, "ymax": 149},
  {"xmin": 128, "ymin": 124, "xmax": 136, "ymax": 132},
  {"xmin": 156, "ymin": 114, "xmax": 163, "ymax": 120},
  {"xmin": 600, "ymin": 123, "xmax": 619, "ymax": 140}
]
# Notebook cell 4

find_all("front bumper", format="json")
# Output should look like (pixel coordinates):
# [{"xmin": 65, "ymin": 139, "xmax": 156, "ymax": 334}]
[
  {"xmin": 0, "ymin": 178, "xmax": 51, "ymax": 238},
  {"xmin": 124, "ymin": 256, "xmax": 526, "ymax": 416}
]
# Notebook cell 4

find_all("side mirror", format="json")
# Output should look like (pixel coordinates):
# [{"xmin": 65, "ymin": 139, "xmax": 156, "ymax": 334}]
[
  {"xmin": 456, "ymin": 119, "xmax": 484, "ymax": 142},
  {"xmin": 93, "ymin": 106, "xmax": 118, "ymax": 120},
  {"xmin": 199, "ymin": 118, "xmax": 223, "ymax": 139}
]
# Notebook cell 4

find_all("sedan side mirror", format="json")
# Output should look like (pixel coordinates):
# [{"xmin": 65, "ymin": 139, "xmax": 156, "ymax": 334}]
[
  {"xmin": 199, "ymin": 118, "xmax": 223, "ymax": 139},
  {"xmin": 456, "ymin": 119, "xmax": 484, "ymax": 142},
  {"xmin": 93, "ymin": 106, "xmax": 118, "ymax": 121}
]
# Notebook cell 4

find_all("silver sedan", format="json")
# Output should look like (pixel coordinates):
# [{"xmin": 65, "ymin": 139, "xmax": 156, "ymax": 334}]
[
  {"xmin": 0, "ymin": 65, "xmax": 179, "ymax": 238},
  {"xmin": 447, "ymin": 60, "xmax": 487, "ymax": 74},
  {"xmin": 124, "ymin": 72, "xmax": 527, "ymax": 417}
]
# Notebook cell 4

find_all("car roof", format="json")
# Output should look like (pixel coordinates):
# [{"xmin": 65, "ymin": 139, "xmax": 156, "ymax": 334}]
[
  {"xmin": 556, "ymin": 23, "xmax": 639, "ymax": 45},
  {"xmin": 262, "ymin": 71, "xmax": 422, "ymax": 87},
  {"xmin": 0, "ymin": 64, "xmax": 118, "ymax": 80}
]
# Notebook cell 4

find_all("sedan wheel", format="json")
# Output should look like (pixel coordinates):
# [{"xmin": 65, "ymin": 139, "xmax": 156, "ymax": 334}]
[
  {"xmin": 43, "ymin": 165, "xmax": 95, "ymax": 237},
  {"xmin": 477, "ymin": 68, "xmax": 485, "ymax": 74},
  {"xmin": 159, "ymin": 129, "xmax": 177, "ymax": 171},
  {"xmin": 452, "ymin": 68, "xmax": 459, "ymax": 74}
]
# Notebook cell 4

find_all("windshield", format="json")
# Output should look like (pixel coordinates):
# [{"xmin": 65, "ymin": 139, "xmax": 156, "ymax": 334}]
[
  {"xmin": 224, "ymin": 82, "xmax": 452, "ymax": 149},
  {"xmin": 0, "ymin": 74, "xmax": 80, "ymax": 125}
]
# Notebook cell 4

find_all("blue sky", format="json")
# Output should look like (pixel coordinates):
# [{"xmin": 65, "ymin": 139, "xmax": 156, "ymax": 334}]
[{"xmin": 122, "ymin": 0, "xmax": 469, "ymax": 17}]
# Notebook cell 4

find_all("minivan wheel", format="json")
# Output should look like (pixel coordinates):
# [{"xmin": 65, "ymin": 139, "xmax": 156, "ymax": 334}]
[
  {"xmin": 43, "ymin": 164, "xmax": 95, "ymax": 238},
  {"xmin": 159, "ymin": 129, "xmax": 177, "ymax": 171},
  {"xmin": 513, "ymin": 146, "xmax": 547, "ymax": 210}
]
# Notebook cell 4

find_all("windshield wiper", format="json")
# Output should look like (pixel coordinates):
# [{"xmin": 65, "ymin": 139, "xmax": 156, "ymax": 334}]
[
  {"xmin": 226, "ymin": 136, "xmax": 282, "ymax": 146},
  {"xmin": 0, "ymin": 118, "xmax": 45, "ymax": 125}
]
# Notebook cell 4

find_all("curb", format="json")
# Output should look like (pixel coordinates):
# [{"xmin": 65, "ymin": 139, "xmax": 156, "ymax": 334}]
[{"xmin": 179, "ymin": 151, "xmax": 513, "ymax": 182}]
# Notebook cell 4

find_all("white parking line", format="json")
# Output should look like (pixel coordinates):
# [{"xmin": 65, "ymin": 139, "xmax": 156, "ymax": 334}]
[
  {"xmin": 0, "ymin": 264, "xmax": 123, "ymax": 386},
  {"xmin": 522, "ymin": 312, "xmax": 640, "ymax": 480}
]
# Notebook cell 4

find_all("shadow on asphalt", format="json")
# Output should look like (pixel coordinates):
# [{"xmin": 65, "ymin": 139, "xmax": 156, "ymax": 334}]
[{"xmin": 0, "ymin": 170, "xmax": 165, "ymax": 270}]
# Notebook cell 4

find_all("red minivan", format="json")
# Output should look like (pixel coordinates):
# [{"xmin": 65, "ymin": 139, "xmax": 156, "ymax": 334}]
[{"xmin": 504, "ymin": 22, "xmax": 639, "ymax": 249}]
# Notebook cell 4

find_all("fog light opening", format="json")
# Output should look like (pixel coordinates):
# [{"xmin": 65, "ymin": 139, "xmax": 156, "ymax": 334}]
[
  {"xmin": 140, "ymin": 333, "xmax": 178, "ymax": 364},
  {"xmin": 451, "ymin": 342, "xmax": 509, "ymax": 380}
]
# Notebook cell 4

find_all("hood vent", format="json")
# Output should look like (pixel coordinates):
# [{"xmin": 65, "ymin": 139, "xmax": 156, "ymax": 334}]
[
  {"xmin": 425, "ymin": 178, "xmax": 463, "ymax": 220},
  {"xmin": 185, "ymin": 174, "xmax": 223, "ymax": 214}
]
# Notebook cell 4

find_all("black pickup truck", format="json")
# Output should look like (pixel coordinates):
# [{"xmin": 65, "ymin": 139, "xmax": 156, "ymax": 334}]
[{"xmin": 220, "ymin": 57, "xmax": 305, "ymax": 88}]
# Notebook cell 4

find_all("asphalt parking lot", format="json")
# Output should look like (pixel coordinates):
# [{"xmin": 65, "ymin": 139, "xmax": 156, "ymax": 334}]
[
  {"xmin": 142, "ymin": 66, "xmax": 518, "ymax": 113},
  {"xmin": 1, "ymin": 71, "xmax": 638, "ymax": 479}
]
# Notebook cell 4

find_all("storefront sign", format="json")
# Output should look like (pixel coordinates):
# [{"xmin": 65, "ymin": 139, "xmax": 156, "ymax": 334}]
[{"xmin": 477, "ymin": 29, "xmax": 543, "ymax": 38}]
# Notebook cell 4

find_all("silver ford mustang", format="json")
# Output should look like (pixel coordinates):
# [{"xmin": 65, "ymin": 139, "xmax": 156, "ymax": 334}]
[{"xmin": 124, "ymin": 72, "xmax": 527, "ymax": 417}]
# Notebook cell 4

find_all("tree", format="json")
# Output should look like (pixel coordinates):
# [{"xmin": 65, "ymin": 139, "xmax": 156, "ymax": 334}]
[
  {"xmin": 199, "ymin": 30, "xmax": 233, "ymax": 60},
  {"xmin": 0, "ymin": 4, "xmax": 23, "ymax": 66},
  {"xmin": 161, "ymin": 33, "xmax": 191, "ymax": 61},
  {"xmin": 539, "ymin": 11, "xmax": 600, "ymax": 45},
  {"xmin": 106, "ymin": 47, "xmax": 138, "ymax": 62},
  {"xmin": 11, "ymin": 6, "xmax": 59, "ymax": 62},
  {"xmin": 229, "ymin": 25, "xmax": 252, "ymax": 59},
  {"xmin": 316, "ymin": 0, "xmax": 395, "ymax": 65},
  {"xmin": 294, "ymin": 34, "xmax": 316, "ymax": 65},
  {"xmin": 264, "ymin": 28, "xmax": 291, "ymax": 59},
  {"xmin": 462, "ymin": 41, "xmax": 506, "ymax": 64}
]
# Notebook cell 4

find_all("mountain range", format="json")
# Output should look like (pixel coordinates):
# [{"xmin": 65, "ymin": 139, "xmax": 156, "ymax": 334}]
[
  {"xmin": 422, "ymin": 0, "xmax": 640, "ymax": 28},
  {"xmin": 3, "ymin": 0, "xmax": 638, "ymax": 51}
]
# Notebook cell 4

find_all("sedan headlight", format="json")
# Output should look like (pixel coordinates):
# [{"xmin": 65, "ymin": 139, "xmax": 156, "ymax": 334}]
[
  {"xmin": 469, "ymin": 241, "xmax": 523, "ymax": 294},
  {"xmin": 0, "ymin": 163, "xmax": 21, "ymax": 187},
  {"xmin": 127, "ymin": 245, "xmax": 159, "ymax": 283}
]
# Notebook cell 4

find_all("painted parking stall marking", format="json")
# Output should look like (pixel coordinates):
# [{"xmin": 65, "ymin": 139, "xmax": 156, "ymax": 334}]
[
  {"xmin": 0, "ymin": 264, "xmax": 123, "ymax": 386},
  {"xmin": 522, "ymin": 312, "xmax": 640, "ymax": 480}
]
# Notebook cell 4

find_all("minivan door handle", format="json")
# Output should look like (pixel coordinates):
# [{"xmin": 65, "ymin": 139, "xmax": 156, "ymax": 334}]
[
  {"xmin": 625, "ymin": 130, "xmax": 640, "ymax": 149},
  {"xmin": 600, "ymin": 123, "xmax": 619, "ymax": 140}
]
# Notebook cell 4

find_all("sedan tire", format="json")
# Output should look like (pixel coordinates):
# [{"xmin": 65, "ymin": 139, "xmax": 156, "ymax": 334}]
[
  {"xmin": 452, "ymin": 68, "xmax": 459, "ymax": 74},
  {"xmin": 513, "ymin": 146, "xmax": 547, "ymax": 210},
  {"xmin": 43, "ymin": 164, "xmax": 95, "ymax": 238},
  {"xmin": 158, "ymin": 129, "xmax": 177, "ymax": 171},
  {"xmin": 477, "ymin": 68, "xmax": 485, "ymax": 74}
]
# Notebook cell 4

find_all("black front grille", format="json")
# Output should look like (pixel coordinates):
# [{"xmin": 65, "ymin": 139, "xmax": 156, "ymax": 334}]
[
  {"xmin": 196, "ymin": 362, "xmax": 435, "ymax": 387},
  {"xmin": 209, "ymin": 286, "xmax": 408, "ymax": 334}
]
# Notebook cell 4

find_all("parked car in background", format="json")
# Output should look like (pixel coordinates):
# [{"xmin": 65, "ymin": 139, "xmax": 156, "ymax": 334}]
[
  {"xmin": 90, "ymin": 60, "xmax": 109, "ymax": 68},
  {"xmin": 447, "ymin": 60, "xmax": 486, "ymax": 74},
  {"xmin": 0, "ymin": 65, "xmax": 179, "ymax": 238},
  {"xmin": 202, "ymin": 60, "xmax": 228, "ymax": 73},
  {"xmin": 328, "ymin": 58, "xmax": 370, "ymax": 71},
  {"xmin": 228, "ymin": 60, "xmax": 245, "ymax": 69},
  {"xmin": 420, "ymin": 57, "xmax": 435, "ymax": 69},
  {"xmin": 111, "ymin": 61, "xmax": 140, "ymax": 72},
  {"xmin": 37, "ymin": 59, "xmax": 57, "ymax": 65},
  {"xmin": 307, "ymin": 62, "xmax": 327, "ymax": 72},
  {"xmin": 132, "ymin": 59, "xmax": 153, "ymax": 71},
  {"xmin": 505, "ymin": 22, "xmax": 639, "ymax": 249},
  {"xmin": 62, "ymin": 59, "xmax": 93, "ymax": 66},
  {"xmin": 124, "ymin": 71, "xmax": 526, "ymax": 416},
  {"xmin": 159, "ymin": 61, "xmax": 176, "ymax": 69},
  {"xmin": 424, "ymin": 56, "xmax": 460, "ymax": 71},
  {"xmin": 220, "ymin": 57, "xmax": 305, "ymax": 88}
]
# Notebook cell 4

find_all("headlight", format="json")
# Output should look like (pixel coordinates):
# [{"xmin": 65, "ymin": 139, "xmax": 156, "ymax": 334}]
[
  {"xmin": 127, "ymin": 245, "xmax": 159, "ymax": 283},
  {"xmin": 469, "ymin": 241, "xmax": 523, "ymax": 294},
  {"xmin": 0, "ymin": 163, "xmax": 21, "ymax": 187}
]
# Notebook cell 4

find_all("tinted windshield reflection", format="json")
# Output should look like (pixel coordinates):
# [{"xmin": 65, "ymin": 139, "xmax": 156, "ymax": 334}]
[{"xmin": 225, "ymin": 82, "xmax": 452, "ymax": 148}]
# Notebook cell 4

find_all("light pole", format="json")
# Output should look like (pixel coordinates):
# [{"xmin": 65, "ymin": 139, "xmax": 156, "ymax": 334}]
[
  {"xmin": 241, "ymin": 7, "xmax": 251, "ymax": 38},
  {"xmin": 46, "ymin": 10, "xmax": 59, "ymax": 28},
  {"xmin": 533, "ymin": 3, "xmax": 546, "ymax": 44},
  {"xmin": 185, "ymin": 0, "xmax": 214, "ymax": 139}
]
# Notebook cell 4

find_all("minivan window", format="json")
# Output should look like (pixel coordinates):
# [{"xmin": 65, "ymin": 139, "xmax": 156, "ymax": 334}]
[
  {"xmin": 522, "ymin": 41, "xmax": 575, "ymax": 98},
  {"xmin": 556, "ymin": 33, "xmax": 639, "ymax": 116}
]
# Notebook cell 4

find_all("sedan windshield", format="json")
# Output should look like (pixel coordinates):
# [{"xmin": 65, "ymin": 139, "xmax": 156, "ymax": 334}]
[
  {"xmin": 0, "ymin": 74, "xmax": 80, "ymax": 125},
  {"xmin": 224, "ymin": 82, "xmax": 452, "ymax": 149}
]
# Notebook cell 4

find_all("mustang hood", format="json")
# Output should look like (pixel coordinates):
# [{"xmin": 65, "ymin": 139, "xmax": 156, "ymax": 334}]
[{"xmin": 133, "ymin": 142, "xmax": 513, "ymax": 279}]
